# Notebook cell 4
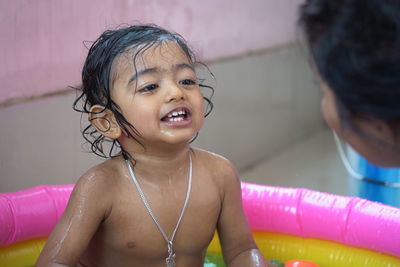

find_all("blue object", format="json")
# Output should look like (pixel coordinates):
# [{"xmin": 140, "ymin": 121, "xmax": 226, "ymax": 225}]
[{"xmin": 348, "ymin": 147, "xmax": 400, "ymax": 207}]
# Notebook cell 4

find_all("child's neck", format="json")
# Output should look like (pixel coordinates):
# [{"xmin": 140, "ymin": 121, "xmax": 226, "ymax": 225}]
[{"xmin": 125, "ymin": 144, "xmax": 192, "ymax": 184}]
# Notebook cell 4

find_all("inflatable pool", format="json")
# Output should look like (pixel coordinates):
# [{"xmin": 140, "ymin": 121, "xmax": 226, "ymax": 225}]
[{"xmin": 1, "ymin": 183, "xmax": 399, "ymax": 266}]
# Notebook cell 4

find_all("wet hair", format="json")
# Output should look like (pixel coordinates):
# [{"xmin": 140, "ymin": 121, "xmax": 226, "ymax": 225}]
[
  {"xmin": 73, "ymin": 24, "xmax": 214, "ymax": 159},
  {"xmin": 299, "ymin": 0, "xmax": 400, "ymax": 124}
]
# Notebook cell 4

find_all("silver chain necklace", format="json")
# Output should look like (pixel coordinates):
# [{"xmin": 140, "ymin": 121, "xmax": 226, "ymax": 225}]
[{"xmin": 126, "ymin": 155, "xmax": 192, "ymax": 267}]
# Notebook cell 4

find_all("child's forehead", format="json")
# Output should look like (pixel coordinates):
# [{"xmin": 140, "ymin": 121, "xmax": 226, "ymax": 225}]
[
  {"xmin": 117, "ymin": 41, "xmax": 191, "ymax": 69},
  {"xmin": 109, "ymin": 41, "xmax": 193, "ymax": 83}
]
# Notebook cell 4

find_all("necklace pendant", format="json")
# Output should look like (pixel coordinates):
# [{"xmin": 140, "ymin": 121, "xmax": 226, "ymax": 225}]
[{"xmin": 166, "ymin": 253, "xmax": 176, "ymax": 267}]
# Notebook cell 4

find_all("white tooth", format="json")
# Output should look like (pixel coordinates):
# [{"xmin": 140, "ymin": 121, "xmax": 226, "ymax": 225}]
[
  {"xmin": 179, "ymin": 111, "xmax": 184, "ymax": 115},
  {"xmin": 172, "ymin": 112, "xmax": 178, "ymax": 116},
  {"xmin": 168, "ymin": 114, "xmax": 173, "ymax": 118}
]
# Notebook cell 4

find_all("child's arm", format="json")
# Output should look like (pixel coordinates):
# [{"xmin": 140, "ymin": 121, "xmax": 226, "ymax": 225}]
[
  {"xmin": 36, "ymin": 169, "xmax": 112, "ymax": 267},
  {"xmin": 216, "ymin": 160, "xmax": 266, "ymax": 267}
]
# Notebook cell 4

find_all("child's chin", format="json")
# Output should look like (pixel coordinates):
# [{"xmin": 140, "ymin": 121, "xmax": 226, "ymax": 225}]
[{"xmin": 163, "ymin": 134, "xmax": 196, "ymax": 145}]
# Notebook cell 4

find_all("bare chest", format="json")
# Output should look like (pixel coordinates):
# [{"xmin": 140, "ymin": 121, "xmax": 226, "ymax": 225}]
[{"xmin": 84, "ymin": 176, "xmax": 221, "ymax": 266}]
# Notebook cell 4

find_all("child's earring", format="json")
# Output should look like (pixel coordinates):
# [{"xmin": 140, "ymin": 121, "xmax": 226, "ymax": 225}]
[{"xmin": 89, "ymin": 105, "xmax": 122, "ymax": 139}]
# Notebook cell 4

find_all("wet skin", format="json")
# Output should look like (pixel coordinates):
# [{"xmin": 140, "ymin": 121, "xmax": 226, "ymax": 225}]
[{"xmin": 36, "ymin": 41, "xmax": 265, "ymax": 267}]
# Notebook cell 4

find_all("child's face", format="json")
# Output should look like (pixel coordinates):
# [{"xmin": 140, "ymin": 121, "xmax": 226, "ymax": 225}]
[{"xmin": 110, "ymin": 41, "xmax": 205, "ymax": 147}]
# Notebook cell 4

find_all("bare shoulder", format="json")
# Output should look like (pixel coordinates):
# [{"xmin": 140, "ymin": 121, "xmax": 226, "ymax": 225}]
[
  {"xmin": 76, "ymin": 158, "xmax": 121, "ymax": 189},
  {"xmin": 36, "ymin": 158, "xmax": 125, "ymax": 266},
  {"xmin": 71, "ymin": 157, "xmax": 124, "ymax": 210},
  {"xmin": 192, "ymin": 148, "xmax": 239, "ymax": 185}
]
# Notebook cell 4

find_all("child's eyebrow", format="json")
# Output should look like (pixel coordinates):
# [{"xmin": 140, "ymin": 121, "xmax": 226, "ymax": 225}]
[
  {"xmin": 128, "ymin": 63, "xmax": 195, "ymax": 85},
  {"xmin": 128, "ymin": 67, "xmax": 159, "ymax": 84},
  {"xmin": 174, "ymin": 63, "xmax": 195, "ymax": 72}
]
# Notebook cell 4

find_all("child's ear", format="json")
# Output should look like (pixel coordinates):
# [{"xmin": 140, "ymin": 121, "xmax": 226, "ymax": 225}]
[{"xmin": 89, "ymin": 105, "xmax": 122, "ymax": 139}]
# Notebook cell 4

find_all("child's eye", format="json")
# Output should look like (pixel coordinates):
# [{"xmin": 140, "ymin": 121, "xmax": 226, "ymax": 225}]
[
  {"xmin": 138, "ymin": 84, "xmax": 159, "ymax": 93},
  {"xmin": 180, "ymin": 79, "xmax": 197, "ymax": 86}
]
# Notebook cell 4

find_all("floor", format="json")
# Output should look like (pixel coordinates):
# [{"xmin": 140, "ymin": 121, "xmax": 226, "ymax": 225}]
[{"xmin": 239, "ymin": 127, "xmax": 349, "ymax": 196}]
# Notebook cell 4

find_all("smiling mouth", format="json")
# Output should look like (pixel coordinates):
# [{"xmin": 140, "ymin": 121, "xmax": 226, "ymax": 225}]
[{"xmin": 161, "ymin": 108, "xmax": 191, "ymax": 123}]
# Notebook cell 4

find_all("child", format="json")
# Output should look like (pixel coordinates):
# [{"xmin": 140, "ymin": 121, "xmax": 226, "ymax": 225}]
[{"xmin": 36, "ymin": 24, "xmax": 266, "ymax": 267}]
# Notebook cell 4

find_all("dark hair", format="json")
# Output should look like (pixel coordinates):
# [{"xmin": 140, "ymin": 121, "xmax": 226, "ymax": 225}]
[
  {"xmin": 73, "ymin": 24, "xmax": 214, "ymax": 159},
  {"xmin": 299, "ymin": 0, "xmax": 400, "ymax": 123}
]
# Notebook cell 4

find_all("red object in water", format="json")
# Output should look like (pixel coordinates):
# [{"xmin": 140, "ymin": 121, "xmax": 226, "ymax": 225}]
[{"xmin": 285, "ymin": 260, "xmax": 319, "ymax": 267}]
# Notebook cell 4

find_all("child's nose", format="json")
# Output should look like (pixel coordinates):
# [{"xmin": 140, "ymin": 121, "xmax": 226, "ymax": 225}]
[{"xmin": 166, "ymin": 82, "xmax": 185, "ymax": 102}]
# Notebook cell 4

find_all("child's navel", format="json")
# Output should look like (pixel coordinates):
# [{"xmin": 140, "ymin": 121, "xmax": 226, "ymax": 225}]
[{"xmin": 126, "ymin": 241, "xmax": 136, "ymax": 248}]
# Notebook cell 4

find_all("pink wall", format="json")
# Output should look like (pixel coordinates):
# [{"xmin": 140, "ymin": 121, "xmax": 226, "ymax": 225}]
[{"xmin": 0, "ymin": 0, "xmax": 303, "ymax": 103}]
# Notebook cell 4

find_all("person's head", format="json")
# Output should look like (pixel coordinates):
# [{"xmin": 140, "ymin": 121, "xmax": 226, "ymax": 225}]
[
  {"xmin": 299, "ymin": 0, "xmax": 400, "ymax": 166},
  {"xmin": 73, "ymin": 24, "xmax": 214, "ymax": 159}
]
